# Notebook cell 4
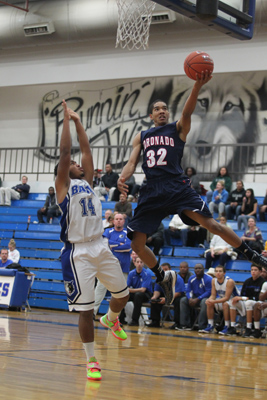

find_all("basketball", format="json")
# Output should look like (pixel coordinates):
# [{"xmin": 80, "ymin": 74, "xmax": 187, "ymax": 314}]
[{"xmin": 184, "ymin": 51, "xmax": 214, "ymax": 80}]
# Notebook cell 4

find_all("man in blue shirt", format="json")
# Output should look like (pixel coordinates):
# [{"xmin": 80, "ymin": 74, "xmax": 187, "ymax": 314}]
[
  {"xmin": 94, "ymin": 213, "xmax": 131, "ymax": 317},
  {"xmin": 0, "ymin": 249, "xmax": 13, "ymax": 268},
  {"xmin": 127, "ymin": 257, "xmax": 153, "ymax": 326},
  {"xmin": 179, "ymin": 263, "xmax": 212, "ymax": 331},
  {"xmin": 146, "ymin": 262, "xmax": 185, "ymax": 328}
]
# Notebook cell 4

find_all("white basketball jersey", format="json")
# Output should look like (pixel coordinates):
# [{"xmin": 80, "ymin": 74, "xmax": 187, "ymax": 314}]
[
  {"xmin": 58, "ymin": 178, "xmax": 104, "ymax": 243},
  {"xmin": 214, "ymin": 276, "xmax": 239, "ymax": 299}
]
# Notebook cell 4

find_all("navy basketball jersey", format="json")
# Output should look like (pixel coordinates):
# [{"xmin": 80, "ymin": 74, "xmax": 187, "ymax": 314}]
[{"xmin": 141, "ymin": 121, "xmax": 185, "ymax": 179}]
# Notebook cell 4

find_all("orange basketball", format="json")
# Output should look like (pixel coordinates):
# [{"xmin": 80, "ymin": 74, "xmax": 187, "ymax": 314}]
[{"xmin": 184, "ymin": 51, "xmax": 214, "ymax": 80}]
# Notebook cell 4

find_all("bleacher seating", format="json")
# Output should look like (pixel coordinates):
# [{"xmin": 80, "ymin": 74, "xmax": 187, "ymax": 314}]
[{"xmin": 0, "ymin": 193, "xmax": 267, "ymax": 313}]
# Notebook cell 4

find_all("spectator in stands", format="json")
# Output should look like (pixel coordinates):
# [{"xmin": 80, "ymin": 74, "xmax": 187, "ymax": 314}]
[
  {"xmin": 240, "ymin": 217, "xmax": 264, "ymax": 254},
  {"xmin": 164, "ymin": 214, "xmax": 189, "ymax": 247},
  {"xmin": 199, "ymin": 265, "xmax": 239, "ymax": 335},
  {"xmin": 179, "ymin": 263, "xmax": 212, "ymax": 331},
  {"xmin": 37, "ymin": 187, "xmax": 60, "ymax": 224},
  {"xmin": 178, "ymin": 261, "xmax": 193, "ymax": 287},
  {"xmin": 113, "ymin": 176, "xmax": 138, "ymax": 202},
  {"xmin": 185, "ymin": 167, "xmax": 202, "ymax": 195},
  {"xmin": 114, "ymin": 193, "xmax": 132, "ymax": 227},
  {"xmin": 146, "ymin": 262, "xmax": 185, "ymax": 328},
  {"xmin": 0, "ymin": 249, "xmax": 13, "ymax": 268},
  {"xmin": 206, "ymin": 166, "xmax": 232, "ymax": 204},
  {"xmin": 127, "ymin": 256, "xmax": 153, "ymax": 326},
  {"xmin": 205, "ymin": 216, "xmax": 233, "ymax": 270},
  {"xmin": 228, "ymin": 264, "xmax": 264, "ymax": 337},
  {"xmin": 102, "ymin": 209, "xmax": 113, "ymax": 229},
  {"xmin": 146, "ymin": 222, "xmax": 164, "ymax": 256},
  {"xmin": 261, "ymin": 265, "xmax": 267, "ymax": 281},
  {"xmin": 208, "ymin": 181, "xmax": 229, "ymax": 218},
  {"xmin": 93, "ymin": 169, "xmax": 102, "ymax": 188},
  {"xmin": 0, "ymin": 175, "xmax": 30, "ymax": 206},
  {"xmin": 237, "ymin": 188, "xmax": 258, "ymax": 230},
  {"xmin": 94, "ymin": 213, "xmax": 131, "ymax": 319},
  {"xmin": 259, "ymin": 189, "xmax": 267, "ymax": 222},
  {"xmin": 129, "ymin": 250, "xmax": 138, "ymax": 271},
  {"xmin": 253, "ymin": 281, "xmax": 267, "ymax": 339},
  {"xmin": 225, "ymin": 180, "xmax": 246, "ymax": 220},
  {"xmin": 102, "ymin": 163, "xmax": 119, "ymax": 201},
  {"xmin": 8, "ymin": 239, "xmax": 20, "ymax": 263},
  {"xmin": 186, "ymin": 225, "xmax": 207, "ymax": 248}
]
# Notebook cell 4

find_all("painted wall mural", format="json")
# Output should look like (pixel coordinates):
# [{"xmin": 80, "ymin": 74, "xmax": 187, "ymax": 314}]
[{"xmin": 39, "ymin": 71, "xmax": 267, "ymax": 180}]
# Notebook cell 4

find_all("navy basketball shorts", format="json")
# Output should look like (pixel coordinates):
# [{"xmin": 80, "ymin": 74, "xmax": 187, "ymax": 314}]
[
  {"xmin": 127, "ymin": 175, "xmax": 212, "ymax": 239},
  {"xmin": 61, "ymin": 236, "xmax": 129, "ymax": 311}
]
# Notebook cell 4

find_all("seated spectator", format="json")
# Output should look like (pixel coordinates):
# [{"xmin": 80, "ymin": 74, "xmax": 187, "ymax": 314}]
[
  {"xmin": 102, "ymin": 209, "xmax": 113, "ymax": 229},
  {"xmin": 37, "ymin": 186, "xmax": 60, "ymax": 224},
  {"xmin": 113, "ymin": 175, "xmax": 138, "ymax": 202},
  {"xmin": 114, "ymin": 193, "xmax": 132, "ymax": 227},
  {"xmin": 225, "ymin": 180, "xmax": 246, "ymax": 220},
  {"xmin": 237, "ymin": 188, "xmax": 258, "ymax": 230},
  {"xmin": 129, "ymin": 250, "xmax": 138, "ymax": 271},
  {"xmin": 8, "ymin": 239, "xmax": 20, "ymax": 263},
  {"xmin": 179, "ymin": 263, "xmax": 212, "ymax": 331},
  {"xmin": 101, "ymin": 163, "xmax": 119, "ymax": 201},
  {"xmin": 146, "ymin": 262, "xmax": 185, "ymax": 328},
  {"xmin": 253, "ymin": 281, "xmax": 267, "ymax": 339},
  {"xmin": 164, "ymin": 214, "xmax": 189, "ymax": 247},
  {"xmin": 93, "ymin": 168, "xmax": 102, "ymax": 188},
  {"xmin": 185, "ymin": 167, "xmax": 202, "ymax": 195},
  {"xmin": 0, "ymin": 175, "xmax": 30, "ymax": 206},
  {"xmin": 186, "ymin": 225, "xmax": 207, "ymax": 248},
  {"xmin": 208, "ymin": 181, "xmax": 229, "ymax": 218},
  {"xmin": 0, "ymin": 249, "xmax": 13, "ymax": 268},
  {"xmin": 205, "ymin": 216, "xmax": 233, "ymax": 270},
  {"xmin": 178, "ymin": 261, "xmax": 193, "ymax": 288},
  {"xmin": 206, "ymin": 166, "xmax": 232, "ymax": 204},
  {"xmin": 228, "ymin": 264, "xmax": 264, "ymax": 337},
  {"xmin": 199, "ymin": 265, "xmax": 239, "ymax": 335},
  {"xmin": 146, "ymin": 222, "xmax": 164, "ymax": 256},
  {"xmin": 127, "ymin": 257, "xmax": 153, "ymax": 326},
  {"xmin": 240, "ymin": 217, "xmax": 264, "ymax": 254},
  {"xmin": 259, "ymin": 189, "xmax": 267, "ymax": 222}
]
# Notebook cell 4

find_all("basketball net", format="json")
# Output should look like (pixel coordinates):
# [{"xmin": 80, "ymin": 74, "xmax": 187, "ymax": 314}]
[{"xmin": 115, "ymin": 0, "xmax": 156, "ymax": 50}]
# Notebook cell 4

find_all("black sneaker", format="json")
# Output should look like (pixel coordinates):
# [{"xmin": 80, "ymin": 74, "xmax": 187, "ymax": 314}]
[
  {"xmin": 145, "ymin": 321, "xmax": 161, "ymax": 328},
  {"xmin": 250, "ymin": 329, "xmax": 262, "ymax": 339},
  {"xmin": 226, "ymin": 327, "xmax": 237, "ymax": 336},
  {"xmin": 242, "ymin": 328, "xmax": 252, "ymax": 337},
  {"xmin": 250, "ymin": 251, "xmax": 267, "ymax": 271},
  {"xmin": 158, "ymin": 270, "xmax": 176, "ymax": 305}
]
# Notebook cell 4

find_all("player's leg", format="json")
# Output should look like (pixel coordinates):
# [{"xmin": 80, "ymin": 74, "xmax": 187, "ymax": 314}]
[
  {"xmin": 183, "ymin": 210, "xmax": 267, "ymax": 270},
  {"xmin": 131, "ymin": 231, "xmax": 176, "ymax": 305},
  {"xmin": 199, "ymin": 301, "xmax": 215, "ymax": 333},
  {"xmin": 61, "ymin": 242, "xmax": 101, "ymax": 381},
  {"xmin": 96, "ymin": 238, "xmax": 129, "ymax": 340}
]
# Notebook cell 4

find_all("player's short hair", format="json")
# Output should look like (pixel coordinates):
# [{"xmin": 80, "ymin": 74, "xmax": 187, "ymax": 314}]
[
  {"xmin": 215, "ymin": 265, "xmax": 226, "ymax": 273},
  {"xmin": 251, "ymin": 264, "xmax": 262, "ymax": 271},
  {"xmin": 149, "ymin": 99, "xmax": 168, "ymax": 114}
]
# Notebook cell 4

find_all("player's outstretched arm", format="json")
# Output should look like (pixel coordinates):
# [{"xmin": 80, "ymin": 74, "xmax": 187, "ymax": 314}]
[
  {"xmin": 55, "ymin": 100, "xmax": 72, "ymax": 204},
  {"xmin": 67, "ymin": 107, "xmax": 94, "ymax": 186},
  {"xmin": 117, "ymin": 132, "xmax": 142, "ymax": 196},
  {"xmin": 178, "ymin": 70, "xmax": 212, "ymax": 142}
]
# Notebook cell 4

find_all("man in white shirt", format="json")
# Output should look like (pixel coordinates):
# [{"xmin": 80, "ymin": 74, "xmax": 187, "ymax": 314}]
[{"xmin": 164, "ymin": 214, "xmax": 189, "ymax": 246}]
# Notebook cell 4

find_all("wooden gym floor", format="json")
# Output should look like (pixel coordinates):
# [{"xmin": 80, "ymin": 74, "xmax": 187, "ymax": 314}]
[{"xmin": 0, "ymin": 309, "xmax": 267, "ymax": 400}]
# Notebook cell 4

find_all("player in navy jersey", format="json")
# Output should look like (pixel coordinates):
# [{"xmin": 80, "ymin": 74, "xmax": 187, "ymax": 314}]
[
  {"xmin": 117, "ymin": 71, "xmax": 267, "ymax": 304},
  {"xmin": 55, "ymin": 101, "xmax": 129, "ymax": 381}
]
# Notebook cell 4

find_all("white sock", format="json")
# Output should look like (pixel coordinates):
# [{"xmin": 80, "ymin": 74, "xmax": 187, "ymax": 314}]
[
  {"xmin": 254, "ymin": 321, "xmax": 260, "ymax": 330},
  {"xmin": 107, "ymin": 309, "xmax": 118, "ymax": 322},
  {"xmin": 231, "ymin": 322, "xmax": 235, "ymax": 327},
  {"xmin": 83, "ymin": 342, "xmax": 95, "ymax": 362},
  {"xmin": 247, "ymin": 322, "xmax": 252, "ymax": 329},
  {"xmin": 225, "ymin": 320, "xmax": 230, "ymax": 327},
  {"xmin": 208, "ymin": 319, "xmax": 214, "ymax": 326}
]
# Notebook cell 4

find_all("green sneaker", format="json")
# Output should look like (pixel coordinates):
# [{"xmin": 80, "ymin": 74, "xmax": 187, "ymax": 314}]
[
  {"xmin": 87, "ymin": 357, "xmax": 102, "ymax": 381},
  {"xmin": 100, "ymin": 314, "xmax": 127, "ymax": 341}
]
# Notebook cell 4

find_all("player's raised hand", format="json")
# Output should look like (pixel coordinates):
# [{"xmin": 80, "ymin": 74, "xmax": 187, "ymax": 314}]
[
  {"xmin": 196, "ymin": 70, "xmax": 212, "ymax": 86},
  {"xmin": 117, "ymin": 177, "xmax": 129, "ymax": 196},
  {"xmin": 62, "ymin": 99, "xmax": 70, "ymax": 120}
]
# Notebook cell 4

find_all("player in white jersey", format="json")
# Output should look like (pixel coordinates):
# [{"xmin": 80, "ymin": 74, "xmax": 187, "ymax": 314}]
[
  {"xmin": 199, "ymin": 265, "xmax": 239, "ymax": 334},
  {"xmin": 55, "ymin": 100, "xmax": 129, "ymax": 381},
  {"xmin": 253, "ymin": 281, "xmax": 267, "ymax": 338}
]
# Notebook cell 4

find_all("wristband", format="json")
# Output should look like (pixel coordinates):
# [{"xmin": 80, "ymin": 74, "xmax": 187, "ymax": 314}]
[{"xmin": 242, "ymin": 296, "xmax": 248, "ymax": 301}]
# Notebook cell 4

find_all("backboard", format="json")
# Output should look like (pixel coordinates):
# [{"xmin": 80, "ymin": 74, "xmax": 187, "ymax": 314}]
[{"xmin": 153, "ymin": 0, "xmax": 255, "ymax": 40}]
